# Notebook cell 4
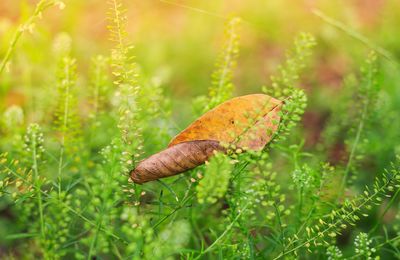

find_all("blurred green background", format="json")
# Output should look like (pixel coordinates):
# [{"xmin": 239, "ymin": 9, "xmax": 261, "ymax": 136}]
[{"xmin": 1, "ymin": 0, "xmax": 399, "ymax": 122}]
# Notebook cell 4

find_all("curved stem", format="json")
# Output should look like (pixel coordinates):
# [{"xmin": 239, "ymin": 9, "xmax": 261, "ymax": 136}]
[{"xmin": 0, "ymin": 0, "xmax": 57, "ymax": 75}]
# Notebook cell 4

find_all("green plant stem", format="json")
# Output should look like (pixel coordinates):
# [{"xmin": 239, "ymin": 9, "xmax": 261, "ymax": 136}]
[
  {"xmin": 159, "ymin": 0, "xmax": 227, "ymax": 19},
  {"xmin": 92, "ymin": 63, "xmax": 101, "ymax": 123},
  {"xmin": 87, "ymin": 149, "xmax": 119, "ymax": 259},
  {"xmin": 369, "ymin": 188, "xmax": 400, "ymax": 235},
  {"xmin": 231, "ymin": 161, "xmax": 250, "ymax": 180},
  {"xmin": 338, "ymin": 61, "xmax": 373, "ymax": 200},
  {"xmin": 0, "ymin": 0, "xmax": 57, "ymax": 76},
  {"xmin": 157, "ymin": 179, "xmax": 179, "ymax": 202},
  {"xmin": 88, "ymin": 59, "xmax": 102, "ymax": 148},
  {"xmin": 31, "ymin": 137, "xmax": 45, "ymax": 241},
  {"xmin": 87, "ymin": 209, "xmax": 104, "ymax": 260},
  {"xmin": 337, "ymin": 103, "xmax": 366, "ymax": 198},
  {"xmin": 295, "ymin": 206, "xmax": 316, "ymax": 237},
  {"xmin": 57, "ymin": 146, "xmax": 64, "ymax": 198},
  {"xmin": 195, "ymin": 203, "xmax": 249, "ymax": 259},
  {"xmin": 297, "ymin": 187, "xmax": 303, "ymax": 227},
  {"xmin": 111, "ymin": 242, "xmax": 123, "ymax": 259},
  {"xmin": 273, "ymin": 202, "xmax": 286, "ymax": 255},
  {"xmin": 209, "ymin": 17, "xmax": 238, "ymax": 108},
  {"xmin": 152, "ymin": 190, "xmax": 195, "ymax": 229},
  {"xmin": 312, "ymin": 9, "xmax": 397, "ymax": 66},
  {"xmin": 57, "ymin": 58, "xmax": 72, "ymax": 198},
  {"xmin": 62, "ymin": 202, "xmax": 127, "ymax": 244},
  {"xmin": 110, "ymin": 0, "xmax": 130, "ymax": 83}
]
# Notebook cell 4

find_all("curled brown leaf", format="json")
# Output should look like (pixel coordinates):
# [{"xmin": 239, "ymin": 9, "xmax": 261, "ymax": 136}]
[{"xmin": 131, "ymin": 140, "xmax": 224, "ymax": 184}]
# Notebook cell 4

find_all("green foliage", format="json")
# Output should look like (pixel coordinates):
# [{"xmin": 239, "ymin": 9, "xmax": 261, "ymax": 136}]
[
  {"xmin": 354, "ymin": 232, "xmax": 377, "ymax": 260},
  {"xmin": 340, "ymin": 52, "xmax": 380, "ymax": 191},
  {"xmin": 278, "ymin": 157, "xmax": 400, "ymax": 258},
  {"xmin": 53, "ymin": 52, "xmax": 80, "ymax": 154},
  {"xmin": 264, "ymin": 33, "xmax": 316, "ymax": 144},
  {"xmin": 108, "ymin": 0, "xmax": 137, "ymax": 88},
  {"xmin": 1, "ymin": 1, "xmax": 400, "ymax": 259},
  {"xmin": 108, "ymin": 0, "xmax": 143, "ymax": 173},
  {"xmin": 264, "ymin": 32, "xmax": 316, "ymax": 100},
  {"xmin": 197, "ymin": 152, "xmax": 233, "ymax": 204},
  {"xmin": 327, "ymin": 245, "xmax": 343, "ymax": 260},
  {"xmin": 292, "ymin": 163, "xmax": 314, "ymax": 189},
  {"xmin": 322, "ymin": 51, "xmax": 381, "ymax": 197}
]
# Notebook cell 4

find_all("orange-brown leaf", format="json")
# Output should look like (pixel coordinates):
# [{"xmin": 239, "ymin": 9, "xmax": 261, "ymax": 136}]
[{"xmin": 169, "ymin": 94, "xmax": 282, "ymax": 151}]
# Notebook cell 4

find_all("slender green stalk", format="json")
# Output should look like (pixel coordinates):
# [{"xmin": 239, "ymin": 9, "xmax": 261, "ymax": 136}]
[
  {"xmin": 338, "ymin": 100, "xmax": 368, "ymax": 198},
  {"xmin": 153, "ymin": 190, "xmax": 196, "ymax": 229},
  {"xmin": 273, "ymin": 202, "xmax": 286, "ymax": 255},
  {"xmin": 87, "ymin": 148, "xmax": 118, "ymax": 259},
  {"xmin": 87, "ymin": 210, "xmax": 104, "ymax": 260},
  {"xmin": 207, "ymin": 17, "xmax": 240, "ymax": 110},
  {"xmin": 159, "ymin": 0, "xmax": 227, "ymax": 19},
  {"xmin": 312, "ymin": 9, "xmax": 397, "ymax": 66},
  {"xmin": 0, "ymin": 0, "xmax": 61, "ymax": 75},
  {"xmin": 194, "ymin": 203, "xmax": 249, "ymax": 259},
  {"xmin": 338, "ymin": 59, "xmax": 374, "ymax": 199},
  {"xmin": 109, "ymin": 0, "xmax": 136, "ymax": 87},
  {"xmin": 57, "ymin": 62, "xmax": 71, "ymax": 198},
  {"xmin": 369, "ymin": 188, "xmax": 400, "ymax": 235},
  {"xmin": 92, "ymin": 62, "xmax": 101, "ymax": 123},
  {"xmin": 297, "ymin": 187, "xmax": 303, "ymax": 227},
  {"xmin": 31, "ymin": 134, "xmax": 45, "ymax": 241}
]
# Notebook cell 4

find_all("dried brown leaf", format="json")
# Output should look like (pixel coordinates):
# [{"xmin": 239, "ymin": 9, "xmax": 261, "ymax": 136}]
[
  {"xmin": 130, "ymin": 94, "xmax": 282, "ymax": 184},
  {"xmin": 131, "ymin": 140, "xmax": 224, "ymax": 184}
]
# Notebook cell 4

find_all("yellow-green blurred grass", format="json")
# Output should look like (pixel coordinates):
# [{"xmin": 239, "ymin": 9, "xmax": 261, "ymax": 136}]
[{"xmin": 1, "ymin": 0, "xmax": 400, "ymax": 130}]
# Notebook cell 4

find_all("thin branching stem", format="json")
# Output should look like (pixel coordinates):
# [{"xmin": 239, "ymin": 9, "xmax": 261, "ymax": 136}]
[
  {"xmin": 57, "ymin": 59, "xmax": 71, "ymax": 198},
  {"xmin": 31, "ymin": 134, "xmax": 45, "ymax": 241},
  {"xmin": 369, "ymin": 187, "xmax": 400, "ymax": 235},
  {"xmin": 0, "ymin": 0, "xmax": 59, "ymax": 75},
  {"xmin": 338, "ymin": 59, "xmax": 374, "ymax": 199},
  {"xmin": 194, "ymin": 203, "xmax": 249, "ymax": 259},
  {"xmin": 312, "ymin": 9, "xmax": 397, "ymax": 67}
]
